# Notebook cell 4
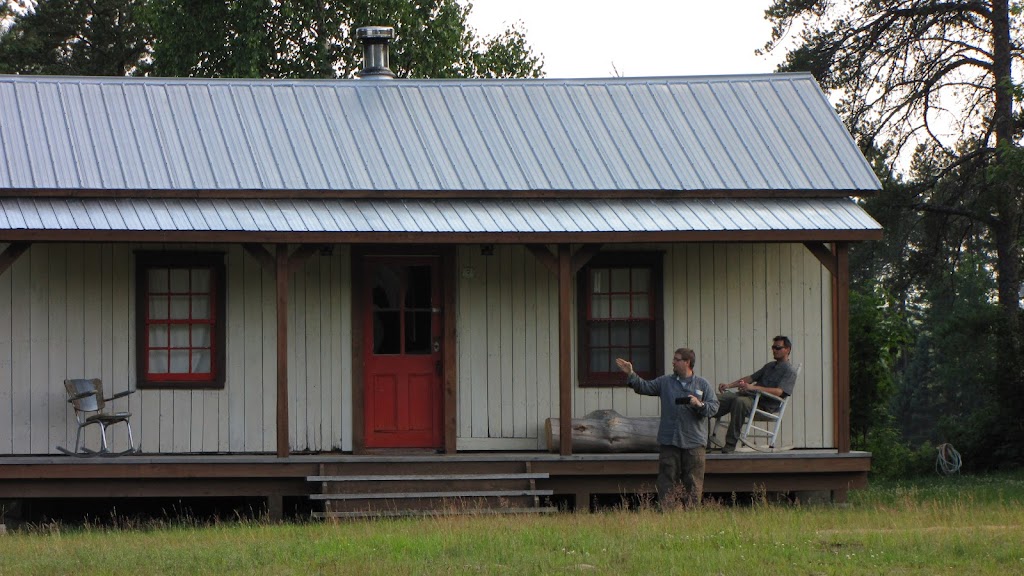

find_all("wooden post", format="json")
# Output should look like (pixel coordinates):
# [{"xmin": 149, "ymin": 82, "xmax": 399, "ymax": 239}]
[
  {"xmin": 276, "ymin": 244, "xmax": 290, "ymax": 458},
  {"xmin": 835, "ymin": 242, "xmax": 851, "ymax": 453},
  {"xmin": 558, "ymin": 244, "xmax": 572, "ymax": 456},
  {"xmin": 443, "ymin": 249, "xmax": 458, "ymax": 454},
  {"xmin": 267, "ymin": 494, "xmax": 284, "ymax": 521}
]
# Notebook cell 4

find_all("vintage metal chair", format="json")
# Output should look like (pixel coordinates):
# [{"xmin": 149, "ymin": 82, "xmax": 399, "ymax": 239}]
[
  {"xmin": 58, "ymin": 378, "xmax": 138, "ymax": 456},
  {"xmin": 710, "ymin": 363, "xmax": 800, "ymax": 452}
]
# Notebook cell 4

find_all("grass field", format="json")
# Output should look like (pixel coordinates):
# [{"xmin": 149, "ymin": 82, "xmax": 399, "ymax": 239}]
[{"xmin": 2, "ymin": 472, "xmax": 1022, "ymax": 575}]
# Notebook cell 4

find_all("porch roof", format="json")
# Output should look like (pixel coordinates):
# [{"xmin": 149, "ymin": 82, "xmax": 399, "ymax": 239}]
[
  {"xmin": 0, "ymin": 73, "xmax": 880, "ymax": 196},
  {"xmin": 0, "ymin": 196, "xmax": 881, "ymax": 242}
]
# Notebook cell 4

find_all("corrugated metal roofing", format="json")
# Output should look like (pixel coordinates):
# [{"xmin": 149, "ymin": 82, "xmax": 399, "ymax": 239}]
[
  {"xmin": 0, "ymin": 197, "xmax": 880, "ymax": 234},
  {"xmin": 0, "ymin": 74, "xmax": 881, "ymax": 194}
]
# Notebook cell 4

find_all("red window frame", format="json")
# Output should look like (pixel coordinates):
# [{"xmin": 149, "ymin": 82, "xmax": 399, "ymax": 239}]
[
  {"xmin": 576, "ymin": 252, "xmax": 663, "ymax": 387},
  {"xmin": 135, "ymin": 252, "xmax": 226, "ymax": 389}
]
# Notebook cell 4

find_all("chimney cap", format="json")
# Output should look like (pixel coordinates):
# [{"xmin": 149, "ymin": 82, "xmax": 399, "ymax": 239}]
[
  {"xmin": 356, "ymin": 26, "xmax": 396, "ymax": 42},
  {"xmin": 355, "ymin": 25, "xmax": 396, "ymax": 79}
]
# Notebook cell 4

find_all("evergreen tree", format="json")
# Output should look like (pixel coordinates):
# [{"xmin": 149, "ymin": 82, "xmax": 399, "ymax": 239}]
[{"xmin": 764, "ymin": 0, "xmax": 1024, "ymax": 465}]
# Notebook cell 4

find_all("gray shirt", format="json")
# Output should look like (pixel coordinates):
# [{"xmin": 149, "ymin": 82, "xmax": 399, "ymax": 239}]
[
  {"xmin": 749, "ymin": 360, "xmax": 798, "ymax": 412},
  {"xmin": 627, "ymin": 371, "xmax": 719, "ymax": 449}
]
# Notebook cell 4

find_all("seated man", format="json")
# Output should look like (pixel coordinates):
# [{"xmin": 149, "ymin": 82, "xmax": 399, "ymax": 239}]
[{"xmin": 713, "ymin": 335, "xmax": 797, "ymax": 453}]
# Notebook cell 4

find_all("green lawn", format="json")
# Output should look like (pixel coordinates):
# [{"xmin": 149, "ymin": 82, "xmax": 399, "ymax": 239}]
[{"xmin": 2, "ymin": 472, "xmax": 1023, "ymax": 575}]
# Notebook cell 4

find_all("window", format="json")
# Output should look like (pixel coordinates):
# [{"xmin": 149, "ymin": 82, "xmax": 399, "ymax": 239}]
[
  {"xmin": 135, "ymin": 252, "xmax": 226, "ymax": 389},
  {"xmin": 577, "ymin": 252, "xmax": 663, "ymax": 387}
]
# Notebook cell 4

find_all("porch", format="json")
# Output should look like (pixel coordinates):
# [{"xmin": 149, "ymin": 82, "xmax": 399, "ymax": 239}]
[{"xmin": 0, "ymin": 450, "xmax": 870, "ymax": 520}]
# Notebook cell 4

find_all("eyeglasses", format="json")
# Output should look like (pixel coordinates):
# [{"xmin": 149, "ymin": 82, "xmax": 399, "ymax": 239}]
[
  {"xmin": 672, "ymin": 357, "xmax": 684, "ymax": 362},
  {"xmin": 771, "ymin": 345, "xmax": 785, "ymax": 351}
]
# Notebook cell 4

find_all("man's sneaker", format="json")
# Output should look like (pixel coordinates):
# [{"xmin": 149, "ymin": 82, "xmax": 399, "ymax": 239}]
[{"xmin": 721, "ymin": 443, "xmax": 736, "ymax": 454}]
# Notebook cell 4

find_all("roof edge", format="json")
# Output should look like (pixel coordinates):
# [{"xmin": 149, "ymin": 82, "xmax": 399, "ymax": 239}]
[
  {"xmin": 0, "ymin": 229, "xmax": 884, "ymax": 244},
  {"xmin": 0, "ymin": 188, "xmax": 880, "ymax": 200},
  {"xmin": 0, "ymin": 72, "xmax": 816, "ymax": 86}
]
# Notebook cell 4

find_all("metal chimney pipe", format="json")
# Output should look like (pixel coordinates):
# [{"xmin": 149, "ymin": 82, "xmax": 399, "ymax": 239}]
[{"xmin": 356, "ymin": 26, "xmax": 396, "ymax": 79}]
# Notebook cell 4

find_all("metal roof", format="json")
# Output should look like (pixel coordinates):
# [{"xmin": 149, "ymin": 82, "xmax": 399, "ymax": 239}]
[
  {"xmin": 0, "ymin": 74, "xmax": 881, "ymax": 194},
  {"xmin": 0, "ymin": 197, "xmax": 880, "ymax": 240}
]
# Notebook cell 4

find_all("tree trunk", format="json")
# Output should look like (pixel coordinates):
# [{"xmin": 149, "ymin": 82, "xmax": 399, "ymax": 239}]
[
  {"xmin": 544, "ymin": 410, "xmax": 659, "ymax": 453},
  {"xmin": 990, "ymin": 0, "xmax": 1024, "ymax": 455}
]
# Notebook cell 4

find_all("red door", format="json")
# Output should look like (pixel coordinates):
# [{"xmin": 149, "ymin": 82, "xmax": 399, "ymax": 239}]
[{"xmin": 363, "ymin": 257, "xmax": 443, "ymax": 448}]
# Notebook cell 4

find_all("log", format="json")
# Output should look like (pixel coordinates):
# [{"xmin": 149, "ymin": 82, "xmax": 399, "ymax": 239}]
[{"xmin": 544, "ymin": 410, "xmax": 660, "ymax": 453}]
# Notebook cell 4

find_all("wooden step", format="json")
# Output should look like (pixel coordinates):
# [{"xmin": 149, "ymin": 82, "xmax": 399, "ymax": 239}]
[
  {"xmin": 309, "ymin": 462, "xmax": 551, "ymax": 519},
  {"xmin": 311, "ymin": 489, "xmax": 552, "ymax": 501},
  {"xmin": 316, "ymin": 461, "xmax": 529, "ymax": 476},
  {"xmin": 312, "ymin": 507, "xmax": 558, "ymax": 519},
  {"xmin": 307, "ymin": 473, "xmax": 549, "ymax": 482}
]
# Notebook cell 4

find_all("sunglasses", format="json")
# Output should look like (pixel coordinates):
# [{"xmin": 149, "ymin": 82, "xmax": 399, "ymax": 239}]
[{"xmin": 771, "ymin": 345, "xmax": 785, "ymax": 351}]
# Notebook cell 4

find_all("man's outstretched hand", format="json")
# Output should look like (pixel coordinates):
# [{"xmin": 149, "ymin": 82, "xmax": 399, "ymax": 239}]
[{"xmin": 615, "ymin": 358, "xmax": 633, "ymax": 375}]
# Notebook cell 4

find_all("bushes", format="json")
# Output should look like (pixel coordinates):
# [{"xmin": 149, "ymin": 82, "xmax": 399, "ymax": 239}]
[{"xmin": 863, "ymin": 425, "xmax": 936, "ymax": 478}]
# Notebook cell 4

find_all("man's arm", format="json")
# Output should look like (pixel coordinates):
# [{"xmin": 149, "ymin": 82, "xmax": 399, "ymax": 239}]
[
  {"xmin": 747, "ymin": 383, "xmax": 785, "ymax": 397},
  {"xmin": 692, "ymin": 379, "xmax": 719, "ymax": 417},
  {"xmin": 747, "ymin": 364, "xmax": 795, "ymax": 398},
  {"xmin": 718, "ymin": 372, "xmax": 756, "ymax": 393},
  {"xmin": 615, "ymin": 358, "xmax": 660, "ymax": 396}
]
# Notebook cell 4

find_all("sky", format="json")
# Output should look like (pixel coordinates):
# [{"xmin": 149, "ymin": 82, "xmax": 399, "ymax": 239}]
[{"xmin": 464, "ymin": 0, "xmax": 785, "ymax": 79}]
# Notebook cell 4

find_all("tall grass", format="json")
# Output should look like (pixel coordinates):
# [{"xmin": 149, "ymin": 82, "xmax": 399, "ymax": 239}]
[{"xmin": 2, "ymin": 472, "xmax": 1023, "ymax": 575}]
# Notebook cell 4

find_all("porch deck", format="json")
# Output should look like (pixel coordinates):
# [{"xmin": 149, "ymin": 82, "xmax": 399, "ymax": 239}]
[{"xmin": 0, "ymin": 450, "xmax": 869, "ymax": 518}]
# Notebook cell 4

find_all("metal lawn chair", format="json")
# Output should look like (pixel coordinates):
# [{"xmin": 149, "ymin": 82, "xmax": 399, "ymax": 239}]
[{"xmin": 57, "ymin": 378, "xmax": 138, "ymax": 456}]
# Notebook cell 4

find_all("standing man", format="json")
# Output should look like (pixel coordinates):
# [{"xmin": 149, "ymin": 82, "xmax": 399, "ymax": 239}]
[
  {"xmin": 616, "ymin": 348, "xmax": 718, "ymax": 507},
  {"xmin": 714, "ymin": 335, "xmax": 797, "ymax": 453}
]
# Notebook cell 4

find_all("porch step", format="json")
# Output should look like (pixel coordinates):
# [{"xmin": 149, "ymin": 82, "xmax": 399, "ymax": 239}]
[
  {"xmin": 312, "ymin": 507, "xmax": 558, "ymax": 519},
  {"xmin": 308, "ymin": 464, "xmax": 557, "ymax": 518},
  {"xmin": 308, "ymin": 473, "xmax": 550, "ymax": 482},
  {"xmin": 311, "ymin": 489, "xmax": 552, "ymax": 500}
]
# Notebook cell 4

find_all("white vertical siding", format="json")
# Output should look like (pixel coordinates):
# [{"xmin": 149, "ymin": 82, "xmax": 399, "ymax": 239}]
[
  {"xmin": 289, "ymin": 249, "xmax": 352, "ymax": 452},
  {"xmin": 0, "ymin": 240, "xmax": 830, "ymax": 455},
  {"xmin": 10, "ymin": 242, "xmax": 30, "ymax": 453},
  {"xmin": 0, "ymin": 243, "xmax": 11, "ymax": 454},
  {"xmin": 456, "ymin": 243, "xmax": 834, "ymax": 450},
  {"xmin": 0, "ymin": 243, "xmax": 352, "ymax": 455},
  {"xmin": 455, "ymin": 245, "xmax": 561, "ymax": 450}
]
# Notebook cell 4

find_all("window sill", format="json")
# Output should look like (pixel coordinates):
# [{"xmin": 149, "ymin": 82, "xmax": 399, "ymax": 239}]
[{"xmin": 137, "ymin": 379, "xmax": 225, "ymax": 390}]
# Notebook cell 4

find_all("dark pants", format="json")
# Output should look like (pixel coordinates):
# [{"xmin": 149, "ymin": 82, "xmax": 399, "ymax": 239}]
[
  {"xmin": 657, "ymin": 445, "xmax": 705, "ymax": 508},
  {"xmin": 715, "ymin": 392, "xmax": 754, "ymax": 451}
]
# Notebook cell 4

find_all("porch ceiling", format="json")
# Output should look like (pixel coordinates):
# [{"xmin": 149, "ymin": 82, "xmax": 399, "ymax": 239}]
[{"xmin": 0, "ymin": 196, "xmax": 882, "ymax": 242}]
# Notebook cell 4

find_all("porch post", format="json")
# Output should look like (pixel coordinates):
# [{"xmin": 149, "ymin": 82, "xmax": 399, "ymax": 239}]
[
  {"xmin": 276, "ymin": 244, "xmax": 290, "ymax": 457},
  {"xmin": 558, "ymin": 244, "xmax": 572, "ymax": 456},
  {"xmin": 835, "ymin": 242, "xmax": 851, "ymax": 453}
]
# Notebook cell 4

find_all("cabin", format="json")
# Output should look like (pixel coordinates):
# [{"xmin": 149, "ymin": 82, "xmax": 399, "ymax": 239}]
[{"xmin": 0, "ymin": 31, "xmax": 881, "ymax": 519}]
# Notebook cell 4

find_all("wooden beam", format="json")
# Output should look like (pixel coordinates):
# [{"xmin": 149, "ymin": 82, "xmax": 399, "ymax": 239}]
[
  {"xmin": 835, "ymin": 242, "xmax": 851, "ymax": 453},
  {"xmin": 443, "ymin": 248, "xmax": 458, "ymax": 454},
  {"xmin": 242, "ymin": 243, "xmax": 274, "ymax": 269},
  {"xmin": 275, "ymin": 244, "xmax": 290, "ymax": 458},
  {"xmin": 287, "ymin": 244, "xmax": 321, "ymax": 274},
  {"xmin": 571, "ymin": 244, "xmax": 603, "ymax": 274},
  {"xmin": 558, "ymin": 244, "xmax": 573, "ymax": 456},
  {"xmin": 0, "ymin": 242, "xmax": 30, "ymax": 276},
  {"xmin": 802, "ymin": 242, "xmax": 837, "ymax": 277},
  {"xmin": 525, "ymin": 244, "xmax": 557, "ymax": 274},
  {"xmin": 351, "ymin": 252, "xmax": 366, "ymax": 454}
]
